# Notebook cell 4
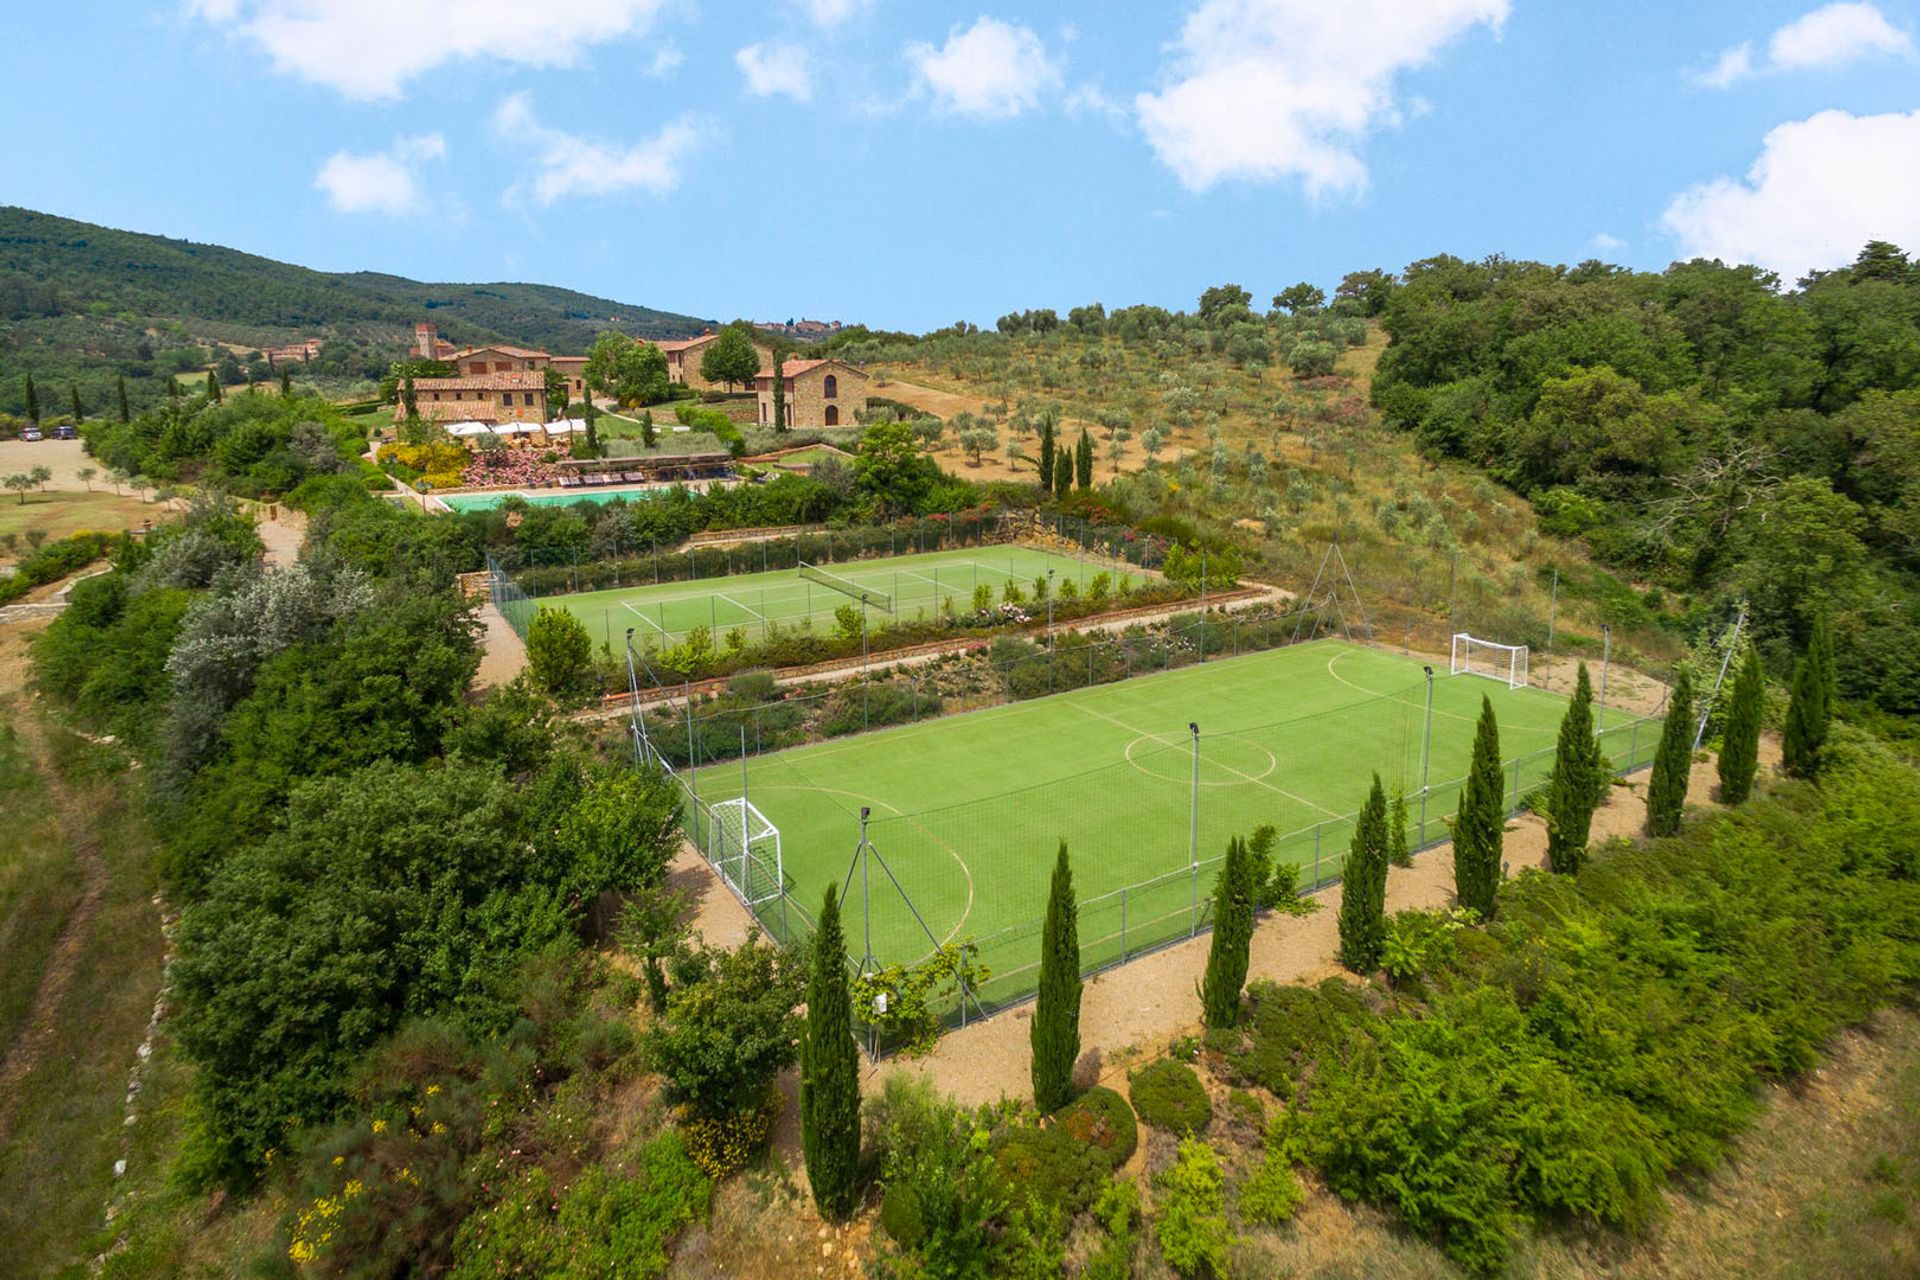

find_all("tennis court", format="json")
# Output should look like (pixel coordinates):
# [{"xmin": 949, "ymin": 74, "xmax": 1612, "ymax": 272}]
[
  {"xmin": 507, "ymin": 544, "xmax": 1143, "ymax": 650},
  {"xmin": 674, "ymin": 639, "xmax": 1660, "ymax": 1012}
]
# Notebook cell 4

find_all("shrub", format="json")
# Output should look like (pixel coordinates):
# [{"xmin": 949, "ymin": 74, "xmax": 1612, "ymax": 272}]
[
  {"xmin": 1129, "ymin": 1059, "xmax": 1211, "ymax": 1133},
  {"xmin": 1227, "ymin": 979, "xmax": 1367, "ymax": 1099},
  {"xmin": 682, "ymin": 1088, "xmax": 780, "ymax": 1178},
  {"xmin": 1055, "ymin": 1085, "xmax": 1137, "ymax": 1168},
  {"xmin": 1238, "ymin": 1149, "xmax": 1304, "ymax": 1226},
  {"xmin": 869, "ymin": 1078, "xmax": 1005, "ymax": 1278},
  {"xmin": 1155, "ymin": 1138, "xmax": 1232, "ymax": 1277},
  {"xmin": 990, "ymin": 1121, "xmax": 1106, "ymax": 1215},
  {"xmin": 527, "ymin": 605, "xmax": 592, "ymax": 694},
  {"xmin": 1380, "ymin": 908, "xmax": 1471, "ymax": 985},
  {"xmin": 1082, "ymin": 1180, "xmax": 1141, "ymax": 1280}
]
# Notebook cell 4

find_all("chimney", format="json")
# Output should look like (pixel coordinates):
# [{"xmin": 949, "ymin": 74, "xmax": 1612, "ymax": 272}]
[{"xmin": 414, "ymin": 322, "xmax": 437, "ymax": 359}]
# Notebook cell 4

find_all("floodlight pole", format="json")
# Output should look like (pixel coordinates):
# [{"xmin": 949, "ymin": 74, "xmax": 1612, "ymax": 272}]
[
  {"xmin": 1047, "ymin": 568, "xmax": 1056, "ymax": 652},
  {"xmin": 1596, "ymin": 625, "xmax": 1612, "ymax": 734},
  {"xmin": 1188, "ymin": 722, "xmax": 1201, "ymax": 936}
]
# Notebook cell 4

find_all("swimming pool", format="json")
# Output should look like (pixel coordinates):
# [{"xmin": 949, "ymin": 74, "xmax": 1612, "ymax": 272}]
[{"xmin": 435, "ymin": 487, "xmax": 671, "ymax": 513}]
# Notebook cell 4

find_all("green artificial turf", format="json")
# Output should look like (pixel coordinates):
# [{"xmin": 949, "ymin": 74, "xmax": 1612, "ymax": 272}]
[
  {"xmin": 508, "ymin": 544, "xmax": 1139, "ymax": 650},
  {"xmin": 685, "ymin": 639, "xmax": 1660, "ymax": 1010}
]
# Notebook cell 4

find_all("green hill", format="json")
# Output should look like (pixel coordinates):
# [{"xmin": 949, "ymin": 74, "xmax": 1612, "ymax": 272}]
[{"xmin": 0, "ymin": 206, "xmax": 714, "ymax": 416}]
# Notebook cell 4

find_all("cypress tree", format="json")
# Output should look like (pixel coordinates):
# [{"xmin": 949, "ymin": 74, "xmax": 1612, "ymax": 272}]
[
  {"xmin": 1336, "ymin": 775, "xmax": 1389, "ymax": 972},
  {"xmin": 1054, "ymin": 444, "xmax": 1072, "ymax": 499},
  {"xmin": 1782, "ymin": 616, "xmax": 1834, "ymax": 780},
  {"xmin": 205, "ymin": 371, "xmax": 221, "ymax": 402},
  {"xmin": 1031, "ymin": 840, "xmax": 1082, "ymax": 1111},
  {"xmin": 116, "ymin": 375, "xmax": 130, "ymax": 424},
  {"xmin": 1718, "ymin": 646, "xmax": 1764, "ymax": 804},
  {"xmin": 1387, "ymin": 786, "xmax": 1411, "ymax": 867},
  {"xmin": 800, "ymin": 884, "xmax": 860, "ymax": 1220},
  {"xmin": 1037, "ymin": 414, "xmax": 1056, "ymax": 490},
  {"xmin": 1202, "ymin": 835, "xmax": 1256, "ymax": 1025},
  {"xmin": 1543, "ymin": 662, "xmax": 1603, "ymax": 874},
  {"xmin": 1076, "ymin": 429, "xmax": 1093, "ymax": 489},
  {"xmin": 280, "ymin": 366, "xmax": 292, "ymax": 396},
  {"xmin": 1453, "ymin": 696, "xmax": 1504, "ymax": 917},
  {"xmin": 1645, "ymin": 666, "xmax": 1695, "ymax": 837},
  {"xmin": 401, "ymin": 373, "xmax": 418, "ymax": 419},
  {"xmin": 167, "ymin": 375, "xmax": 181, "ymax": 399},
  {"xmin": 70, "ymin": 384, "xmax": 84, "ymax": 422},
  {"xmin": 771, "ymin": 347, "xmax": 787, "ymax": 432},
  {"xmin": 24, "ymin": 374, "xmax": 38, "ymax": 424}
]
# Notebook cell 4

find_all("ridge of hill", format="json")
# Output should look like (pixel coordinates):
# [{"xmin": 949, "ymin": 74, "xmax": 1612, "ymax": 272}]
[{"xmin": 0, "ymin": 206, "xmax": 713, "ymax": 415}]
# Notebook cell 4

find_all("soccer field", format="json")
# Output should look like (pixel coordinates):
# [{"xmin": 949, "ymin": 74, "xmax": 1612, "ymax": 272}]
[
  {"xmin": 683, "ymin": 639, "xmax": 1660, "ymax": 1011},
  {"xmin": 503, "ymin": 544, "xmax": 1139, "ymax": 650}
]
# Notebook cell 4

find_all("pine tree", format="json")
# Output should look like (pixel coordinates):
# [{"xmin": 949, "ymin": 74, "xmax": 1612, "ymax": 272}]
[
  {"xmin": 1337, "ymin": 775, "xmax": 1389, "ymax": 971},
  {"xmin": 1054, "ymin": 445, "xmax": 1072, "ymax": 499},
  {"xmin": 1076, "ymin": 429, "xmax": 1093, "ymax": 489},
  {"xmin": 1718, "ymin": 646, "xmax": 1764, "ymax": 804},
  {"xmin": 116, "ymin": 375, "xmax": 130, "ymax": 424},
  {"xmin": 206, "ymin": 371, "xmax": 221, "ymax": 402},
  {"xmin": 1543, "ymin": 663, "xmax": 1603, "ymax": 874},
  {"xmin": 1032, "ymin": 840, "xmax": 1082, "ymax": 1111},
  {"xmin": 1782, "ymin": 616, "xmax": 1834, "ymax": 780},
  {"xmin": 1645, "ymin": 666, "xmax": 1695, "ymax": 837},
  {"xmin": 1453, "ymin": 697, "xmax": 1504, "ymax": 917},
  {"xmin": 800, "ymin": 884, "xmax": 860, "ymax": 1220},
  {"xmin": 1037, "ymin": 414, "xmax": 1056, "ymax": 490},
  {"xmin": 23, "ymin": 374, "xmax": 38, "ymax": 424},
  {"xmin": 1202, "ymin": 835, "xmax": 1256, "ymax": 1025}
]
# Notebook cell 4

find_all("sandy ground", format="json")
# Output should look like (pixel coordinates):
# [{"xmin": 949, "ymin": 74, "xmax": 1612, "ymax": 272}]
[
  {"xmin": 0, "ymin": 438, "xmax": 93, "ymax": 488},
  {"xmin": 866, "ymin": 737, "xmax": 1779, "ymax": 1106},
  {"xmin": 474, "ymin": 601, "xmax": 528, "ymax": 689}
]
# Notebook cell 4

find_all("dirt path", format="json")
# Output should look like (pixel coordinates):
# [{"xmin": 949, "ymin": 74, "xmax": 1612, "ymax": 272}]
[
  {"xmin": 0, "ymin": 622, "xmax": 108, "ymax": 1139},
  {"xmin": 475, "ymin": 601, "xmax": 528, "ymax": 689},
  {"xmin": 875, "ymin": 738, "xmax": 1777, "ymax": 1106}
]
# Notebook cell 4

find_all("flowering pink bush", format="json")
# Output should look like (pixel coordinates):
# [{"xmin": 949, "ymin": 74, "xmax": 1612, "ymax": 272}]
[{"xmin": 461, "ymin": 449, "xmax": 558, "ymax": 488}]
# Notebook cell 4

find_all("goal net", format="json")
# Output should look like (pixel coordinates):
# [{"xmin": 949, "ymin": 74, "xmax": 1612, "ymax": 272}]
[
  {"xmin": 798, "ymin": 561, "xmax": 893, "ymax": 613},
  {"xmin": 700, "ymin": 796, "xmax": 785, "ymax": 907},
  {"xmin": 1451, "ymin": 633, "xmax": 1530, "ymax": 689}
]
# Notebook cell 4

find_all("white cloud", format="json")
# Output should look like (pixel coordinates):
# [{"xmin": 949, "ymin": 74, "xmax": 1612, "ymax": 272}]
[
  {"xmin": 1065, "ymin": 83, "xmax": 1126, "ymax": 123},
  {"xmin": 1693, "ymin": 3, "xmax": 1913, "ymax": 87},
  {"xmin": 801, "ymin": 0, "xmax": 871, "ymax": 28},
  {"xmin": 1693, "ymin": 42, "xmax": 1756, "ymax": 88},
  {"xmin": 313, "ymin": 133, "xmax": 445, "ymax": 215},
  {"xmin": 736, "ymin": 42, "xmax": 813, "ymax": 102},
  {"xmin": 494, "ymin": 93, "xmax": 703, "ymax": 206},
  {"xmin": 907, "ymin": 17, "xmax": 1059, "ymax": 120},
  {"xmin": 645, "ymin": 41, "xmax": 684, "ymax": 77},
  {"xmin": 187, "ymin": 0, "xmax": 666, "ymax": 100},
  {"xmin": 1589, "ymin": 232, "xmax": 1627, "ymax": 253},
  {"xmin": 1134, "ymin": 0, "xmax": 1509, "ymax": 195},
  {"xmin": 1661, "ymin": 109, "xmax": 1920, "ymax": 282}
]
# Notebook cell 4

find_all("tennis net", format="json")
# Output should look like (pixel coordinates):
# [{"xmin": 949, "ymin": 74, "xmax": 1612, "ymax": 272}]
[{"xmin": 797, "ymin": 561, "xmax": 894, "ymax": 612}]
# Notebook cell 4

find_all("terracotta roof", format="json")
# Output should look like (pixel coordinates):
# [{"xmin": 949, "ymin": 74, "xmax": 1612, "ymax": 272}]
[
  {"xmin": 398, "ymin": 399, "xmax": 501, "ymax": 423},
  {"xmin": 410, "ymin": 372, "xmax": 549, "ymax": 392},
  {"xmin": 654, "ymin": 334, "xmax": 715, "ymax": 353},
  {"xmin": 753, "ymin": 358, "xmax": 867, "ymax": 381},
  {"xmin": 550, "ymin": 356, "xmax": 588, "ymax": 370},
  {"xmin": 448, "ymin": 344, "xmax": 551, "ymax": 360}
]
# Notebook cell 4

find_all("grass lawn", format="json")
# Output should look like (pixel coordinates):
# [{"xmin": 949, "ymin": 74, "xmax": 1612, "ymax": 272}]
[
  {"xmin": 509, "ymin": 543, "xmax": 1137, "ymax": 651},
  {"xmin": 0, "ymin": 490, "xmax": 154, "ymax": 548},
  {"xmin": 685, "ymin": 639, "xmax": 1658, "ymax": 1009}
]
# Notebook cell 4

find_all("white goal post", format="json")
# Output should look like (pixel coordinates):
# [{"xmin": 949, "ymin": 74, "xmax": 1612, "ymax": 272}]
[
  {"xmin": 702, "ymin": 796, "xmax": 785, "ymax": 907},
  {"xmin": 1451, "ymin": 633, "xmax": 1530, "ymax": 689}
]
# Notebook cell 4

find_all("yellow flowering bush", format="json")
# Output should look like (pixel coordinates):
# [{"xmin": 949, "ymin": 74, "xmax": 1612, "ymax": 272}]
[{"xmin": 681, "ymin": 1090, "xmax": 780, "ymax": 1179}]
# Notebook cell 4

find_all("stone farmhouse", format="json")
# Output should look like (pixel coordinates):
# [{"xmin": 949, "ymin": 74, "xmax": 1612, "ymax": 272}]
[
  {"xmin": 658, "ymin": 330, "xmax": 775, "ymax": 391},
  {"xmin": 399, "ymin": 371, "xmax": 549, "ymax": 426},
  {"xmin": 754, "ymin": 358, "xmax": 868, "ymax": 430}
]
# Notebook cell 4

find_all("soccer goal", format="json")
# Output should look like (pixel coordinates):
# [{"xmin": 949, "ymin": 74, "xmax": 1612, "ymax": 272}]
[
  {"xmin": 1451, "ymin": 633, "xmax": 1530, "ymax": 689},
  {"xmin": 701, "ymin": 796, "xmax": 785, "ymax": 907}
]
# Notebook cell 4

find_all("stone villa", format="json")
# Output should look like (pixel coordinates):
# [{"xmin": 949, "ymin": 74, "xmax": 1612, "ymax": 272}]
[{"xmin": 754, "ymin": 358, "xmax": 868, "ymax": 430}]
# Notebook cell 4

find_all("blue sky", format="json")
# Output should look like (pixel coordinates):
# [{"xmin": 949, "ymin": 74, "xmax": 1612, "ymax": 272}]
[{"xmin": 7, "ymin": 1, "xmax": 1920, "ymax": 330}]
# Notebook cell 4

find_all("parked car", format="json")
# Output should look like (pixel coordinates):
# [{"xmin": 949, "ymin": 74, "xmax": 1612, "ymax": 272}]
[
  {"xmin": 54, "ymin": 424, "xmax": 77, "ymax": 440},
  {"xmin": 20, "ymin": 426, "xmax": 44, "ymax": 441}
]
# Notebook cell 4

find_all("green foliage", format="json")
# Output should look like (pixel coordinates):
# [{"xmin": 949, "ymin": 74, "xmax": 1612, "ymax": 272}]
[
  {"xmin": 698, "ymin": 324, "xmax": 762, "ymax": 389},
  {"xmin": 1081, "ymin": 1180, "xmax": 1142, "ymax": 1280},
  {"xmin": 869, "ymin": 1077, "xmax": 1007, "ymax": 1279},
  {"xmin": 801, "ymin": 885, "xmax": 861, "ymax": 1220},
  {"xmin": 1129, "ymin": 1059, "xmax": 1211, "ymax": 1133},
  {"xmin": 1225, "ymin": 978, "xmax": 1368, "ymax": 1099},
  {"xmin": 1646, "ymin": 665, "xmax": 1695, "ymax": 836},
  {"xmin": 1283, "ymin": 736, "xmax": 1920, "ymax": 1272},
  {"xmin": 527, "ymin": 603, "xmax": 594, "ymax": 694},
  {"xmin": 1452, "ymin": 696, "xmax": 1504, "ymax": 916},
  {"xmin": 1387, "ymin": 787, "xmax": 1412, "ymax": 867},
  {"xmin": 1154, "ymin": 1138, "xmax": 1233, "ymax": 1277},
  {"xmin": 643, "ymin": 937, "xmax": 801, "ymax": 1122},
  {"xmin": 1054, "ymin": 1085, "xmax": 1137, "ymax": 1168},
  {"xmin": 1718, "ymin": 644, "xmax": 1765, "ymax": 803},
  {"xmin": 1202, "ymin": 834, "xmax": 1255, "ymax": 1025},
  {"xmin": 447, "ymin": 1132, "xmax": 710, "ymax": 1280},
  {"xmin": 1784, "ymin": 613, "xmax": 1836, "ymax": 779},
  {"xmin": 1238, "ymin": 1146, "xmax": 1306, "ymax": 1226},
  {"xmin": 1337, "ymin": 774, "xmax": 1390, "ymax": 971},
  {"xmin": 1032, "ymin": 841, "xmax": 1082, "ymax": 1112},
  {"xmin": 585, "ymin": 330, "xmax": 671, "ymax": 407},
  {"xmin": 1380, "ymin": 907, "xmax": 1473, "ymax": 984},
  {"xmin": 989, "ymin": 1121, "xmax": 1106, "ymax": 1216},
  {"xmin": 849, "ymin": 941, "xmax": 989, "ymax": 1056},
  {"xmin": 1544, "ymin": 662, "xmax": 1605, "ymax": 872},
  {"xmin": 0, "ymin": 528, "xmax": 113, "ymax": 604}
]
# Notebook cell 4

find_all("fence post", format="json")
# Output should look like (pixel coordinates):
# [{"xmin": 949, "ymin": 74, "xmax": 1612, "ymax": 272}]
[
  {"xmin": 1120, "ymin": 888, "xmax": 1128, "ymax": 963},
  {"xmin": 1312, "ymin": 822, "xmax": 1322, "ymax": 888},
  {"xmin": 1188, "ymin": 722, "xmax": 1201, "ymax": 936}
]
